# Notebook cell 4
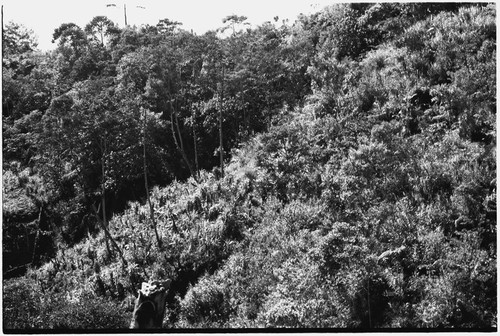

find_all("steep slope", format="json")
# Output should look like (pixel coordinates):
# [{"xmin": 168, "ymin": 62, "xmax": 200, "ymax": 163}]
[{"xmin": 3, "ymin": 4, "xmax": 495, "ymax": 330}]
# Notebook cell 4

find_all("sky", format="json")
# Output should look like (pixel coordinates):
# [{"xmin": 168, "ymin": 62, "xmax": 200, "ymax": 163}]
[{"xmin": 2, "ymin": 0, "xmax": 338, "ymax": 51}]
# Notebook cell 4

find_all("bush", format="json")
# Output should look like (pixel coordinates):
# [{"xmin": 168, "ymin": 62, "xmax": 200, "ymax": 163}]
[
  {"xmin": 3, "ymin": 278, "xmax": 43, "ymax": 329},
  {"xmin": 180, "ymin": 276, "xmax": 232, "ymax": 327},
  {"xmin": 3, "ymin": 277, "xmax": 129, "ymax": 330},
  {"xmin": 45, "ymin": 294, "xmax": 130, "ymax": 329}
]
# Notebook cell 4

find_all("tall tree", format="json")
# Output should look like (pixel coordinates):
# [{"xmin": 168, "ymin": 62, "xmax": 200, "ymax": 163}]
[
  {"xmin": 52, "ymin": 23, "xmax": 87, "ymax": 54},
  {"xmin": 141, "ymin": 107, "xmax": 162, "ymax": 248},
  {"xmin": 85, "ymin": 16, "xmax": 121, "ymax": 47},
  {"xmin": 2, "ymin": 21, "xmax": 38, "ymax": 57}
]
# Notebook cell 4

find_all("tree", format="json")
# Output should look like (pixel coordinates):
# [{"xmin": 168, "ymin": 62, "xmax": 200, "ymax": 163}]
[
  {"xmin": 36, "ymin": 77, "xmax": 147, "ymax": 242},
  {"xmin": 51, "ymin": 22, "xmax": 93, "ymax": 86},
  {"xmin": 85, "ymin": 16, "xmax": 121, "ymax": 47},
  {"xmin": 52, "ymin": 23, "xmax": 87, "ymax": 53},
  {"xmin": 2, "ymin": 22, "xmax": 48, "ymax": 119},
  {"xmin": 220, "ymin": 15, "xmax": 249, "ymax": 35},
  {"xmin": 156, "ymin": 18, "xmax": 183, "ymax": 35},
  {"xmin": 3, "ymin": 21, "xmax": 38, "ymax": 58},
  {"xmin": 141, "ymin": 107, "xmax": 163, "ymax": 249}
]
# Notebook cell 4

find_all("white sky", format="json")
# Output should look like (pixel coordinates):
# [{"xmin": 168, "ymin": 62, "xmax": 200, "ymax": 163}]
[{"xmin": 2, "ymin": 0, "xmax": 338, "ymax": 51}]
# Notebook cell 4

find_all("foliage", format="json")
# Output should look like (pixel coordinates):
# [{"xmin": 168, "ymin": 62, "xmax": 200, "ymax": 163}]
[
  {"xmin": 3, "ymin": 277, "xmax": 129, "ymax": 329},
  {"xmin": 2, "ymin": 3, "xmax": 496, "ymax": 331}
]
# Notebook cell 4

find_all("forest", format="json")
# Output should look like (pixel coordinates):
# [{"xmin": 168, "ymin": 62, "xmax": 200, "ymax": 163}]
[{"xmin": 2, "ymin": 2, "xmax": 497, "ymax": 330}]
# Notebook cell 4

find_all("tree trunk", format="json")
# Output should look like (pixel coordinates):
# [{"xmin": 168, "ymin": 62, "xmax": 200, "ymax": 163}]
[
  {"xmin": 31, "ymin": 206, "xmax": 43, "ymax": 264},
  {"xmin": 219, "ymin": 64, "xmax": 225, "ymax": 178},
  {"xmin": 142, "ymin": 108, "xmax": 162, "ymax": 249},
  {"xmin": 91, "ymin": 203, "xmax": 127, "ymax": 268},
  {"xmin": 100, "ymin": 138, "xmax": 112, "ymax": 258},
  {"xmin": 169, "ymin": 98, "xmax": 196, "ymax": 179},
  {"xmin": 192, "ymin": 104, "xmax": 200, "ymax": 179},
  {"xmin": 130, "ymin": 280, "xmax": 171, "ymax": 329}
]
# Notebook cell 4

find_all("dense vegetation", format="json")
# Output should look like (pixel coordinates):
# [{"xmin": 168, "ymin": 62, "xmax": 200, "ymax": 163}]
[{"xmin": 3, "ymin": 3, "xmax": 496, "ymax": 330}]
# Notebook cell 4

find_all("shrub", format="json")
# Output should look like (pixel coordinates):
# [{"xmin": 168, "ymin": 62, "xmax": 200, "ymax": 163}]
[
  {"xmin": 3, "ymin": 277, "xmax": 129, "ymax": 330},
  {"xmin": 180, "ymin": 276, "xmax": 232, "ymax": 327},
  {"xmin": 45, "ymin": 293, "xmax": 130, "ymax": 329},
  {"xmin": 3, "ymin": 278, "xmax": 44, "ymax": 329}
]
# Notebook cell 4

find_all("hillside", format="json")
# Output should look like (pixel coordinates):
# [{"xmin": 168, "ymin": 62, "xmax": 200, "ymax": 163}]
[{"xmin": 3, "ymin": 3, "xmax": 496, "ymax": 330}]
